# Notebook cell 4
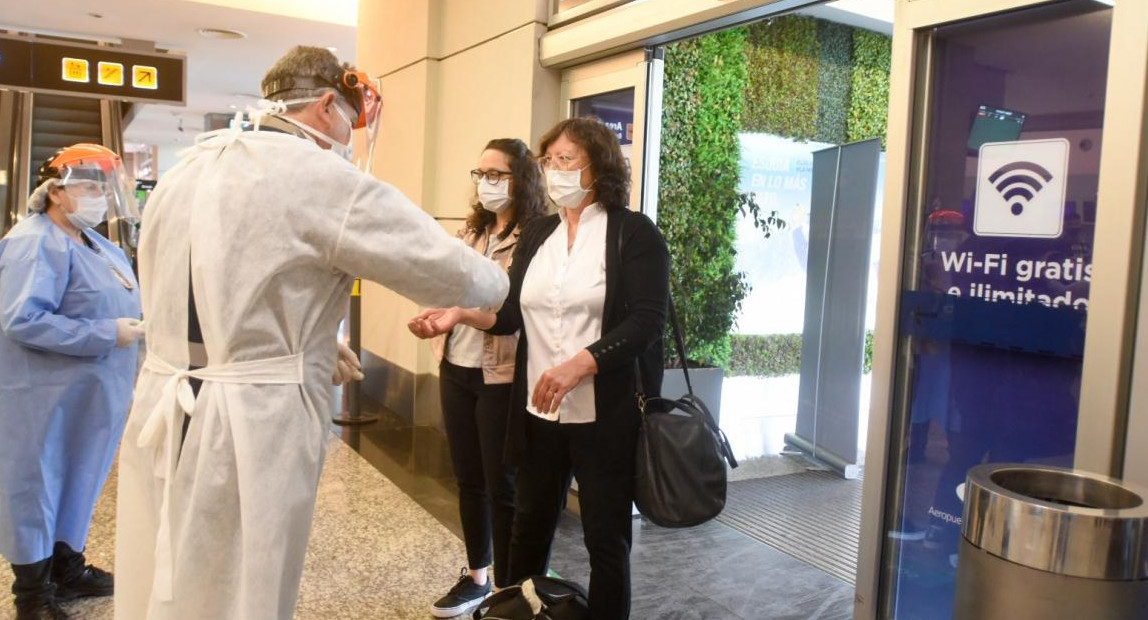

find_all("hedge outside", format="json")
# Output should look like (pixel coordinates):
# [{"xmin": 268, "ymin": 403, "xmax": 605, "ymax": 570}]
[
  {"xmin": 659, "ymin": 28, "xmax": 750, "ymax": 368},
  {"xmin": 728, "ymin": 332, "xmax": 875, "ymax": 378}
]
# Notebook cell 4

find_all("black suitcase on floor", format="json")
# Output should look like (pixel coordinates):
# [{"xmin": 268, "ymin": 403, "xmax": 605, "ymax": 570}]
[{"xmin": 472, "ymin": 576, "xmax": 588, "ymax": 620}]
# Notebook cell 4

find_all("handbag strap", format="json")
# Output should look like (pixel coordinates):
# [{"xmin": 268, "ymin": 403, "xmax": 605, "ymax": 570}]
[
  {"xmin": 617, "ymin": 213, "xmax": 693, "ymax": 407},
  {"xmin": 666, "ymin": 296, "xmax": 693, "ymax": 396}
]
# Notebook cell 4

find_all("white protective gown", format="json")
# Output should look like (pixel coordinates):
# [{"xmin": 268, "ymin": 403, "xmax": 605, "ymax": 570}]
[{"xmin": 114, "ymin": 126, "xmax": 509, "ymax": 620}]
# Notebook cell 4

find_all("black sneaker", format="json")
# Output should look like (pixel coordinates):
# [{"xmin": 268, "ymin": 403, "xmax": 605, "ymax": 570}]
[
  {"xmin": 53, "ymin": 565, "xmax": 114, "ymax": 601},
  {"xmin": 430, "ymin": 568, "xmax": 492, "ymax": 618}
]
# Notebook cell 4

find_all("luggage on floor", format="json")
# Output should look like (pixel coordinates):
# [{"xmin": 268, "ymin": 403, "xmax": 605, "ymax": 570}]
[{"xmin": 472, "ymin": 576, "xmax": 588, "ymax": 620}]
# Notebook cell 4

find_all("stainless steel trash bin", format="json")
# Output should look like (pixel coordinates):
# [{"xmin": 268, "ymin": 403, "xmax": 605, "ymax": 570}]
[{"xmin": 954, "ymin": 463, "xmax": 1148, "ymax": 620}]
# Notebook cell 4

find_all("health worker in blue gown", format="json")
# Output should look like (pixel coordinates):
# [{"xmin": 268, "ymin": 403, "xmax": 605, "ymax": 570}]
[{"xmin": 0, "ymin": 144, "xmax": 145, "ymax": 620}]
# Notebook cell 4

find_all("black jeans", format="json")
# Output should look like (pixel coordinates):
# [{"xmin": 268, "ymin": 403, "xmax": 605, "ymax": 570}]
[
  {"xmin": 508, "ymin": 414, "xmax": 635, "ymax": 620},
  {"xmin": 440, "ymin": 360, "xmax": 516, "ymax": 587}
]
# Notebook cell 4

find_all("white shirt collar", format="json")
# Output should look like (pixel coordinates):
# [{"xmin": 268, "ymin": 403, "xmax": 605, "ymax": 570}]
[{"xmin": 558, "ymin": 202, "xmax": 604, "ymax": 223}]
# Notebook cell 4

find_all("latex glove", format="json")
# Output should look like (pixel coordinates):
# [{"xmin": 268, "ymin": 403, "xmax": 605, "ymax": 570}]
[
  {"xmin": 115, "ymin": 318, "xmax": 145, "ymax": 347},
  {"xmin": 331, "ymin": 341, "xmax": 364, "ymax": 386}
]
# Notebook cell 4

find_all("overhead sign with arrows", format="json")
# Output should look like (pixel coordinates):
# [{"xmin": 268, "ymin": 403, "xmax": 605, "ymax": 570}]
[{"xmin": 0, "ymin": 34, "xmax": 185, "ymax": 104}]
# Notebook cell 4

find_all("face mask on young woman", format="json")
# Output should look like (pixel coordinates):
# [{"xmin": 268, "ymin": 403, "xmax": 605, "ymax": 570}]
[
  {"xmin": 546, "ymin": 167, "xmax": 591, "ymax": 209},
  {"xmin": 478, "ymin": 178, "xmax": 511, "ymax": 213}
]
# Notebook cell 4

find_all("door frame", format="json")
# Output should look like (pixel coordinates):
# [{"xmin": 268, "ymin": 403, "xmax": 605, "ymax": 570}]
[
  {"xmin": 558, "ymin": 48, "xmax": 659, "ymax": 213},
  {"xmin": 854, "ymin": 1, "xmax": 1148, "ymax": 619}
]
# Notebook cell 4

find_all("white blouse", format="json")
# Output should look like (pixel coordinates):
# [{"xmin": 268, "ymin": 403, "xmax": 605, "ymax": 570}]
[{"xmin": 520, "ymin": 203, "xmax": 608, "ymax": 423}]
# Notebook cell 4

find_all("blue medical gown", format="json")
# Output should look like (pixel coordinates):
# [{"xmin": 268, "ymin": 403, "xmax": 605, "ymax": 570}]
[{"xmin": 0, "ymin": 214, "xmax": 141, "ymax": 564}]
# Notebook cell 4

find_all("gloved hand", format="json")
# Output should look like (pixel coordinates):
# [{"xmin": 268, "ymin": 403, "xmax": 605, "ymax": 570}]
[
  {"xmin": 331, "ymin": 341, "xmax": 365, "ymax": 386},
  {"xmin": 115, "ymin": 318, "xmax": 146, "ymax": 347}
]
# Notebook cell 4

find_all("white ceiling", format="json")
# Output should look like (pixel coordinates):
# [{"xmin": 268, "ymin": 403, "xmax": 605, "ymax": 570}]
[
  {"xmin": 1, "ymin": 0, "xmax": 356, "ymax": 166},
  {"xmin": 799, "ymin": 0, "xmax": 894, "ymax": 35}
]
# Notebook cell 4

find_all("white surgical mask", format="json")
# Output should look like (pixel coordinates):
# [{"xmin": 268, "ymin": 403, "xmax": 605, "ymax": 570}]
[
  {"xmin": 280, "ymin": 101, "xmax": 355, "ymax": 162},
  {"xmin": 478, "ymin": 178, "xmax": 511, "ymax": 213},
  {"xmin": 546, "ymin": 168, "xmax": 590, "ymax": 209},
  {"xmin": 65, "ymin": 195, "xmax": 109, "ymax": 229}
]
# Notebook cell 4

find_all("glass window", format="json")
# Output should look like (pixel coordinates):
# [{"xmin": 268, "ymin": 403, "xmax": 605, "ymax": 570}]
[{"xmin": 880, "ymin": 3, "xmax": 1112, "ymax": 619}]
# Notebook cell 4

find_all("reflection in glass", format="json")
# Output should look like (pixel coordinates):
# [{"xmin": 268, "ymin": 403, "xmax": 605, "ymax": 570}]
[{"xmin": 880, "ymin": 3, "xmax": 1112, "ymax": 619}]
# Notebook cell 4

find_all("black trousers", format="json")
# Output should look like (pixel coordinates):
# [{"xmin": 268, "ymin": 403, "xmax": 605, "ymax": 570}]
[
  {"xmin": 439, "ymin": 360, "xmax": 516, "ymax": 587},
  {"xmin": 508, "ymin": 414, "xmax": 635, "ymax": 620}
]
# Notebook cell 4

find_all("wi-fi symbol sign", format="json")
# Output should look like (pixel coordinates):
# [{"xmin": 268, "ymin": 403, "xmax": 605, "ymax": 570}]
[{"xmin": 988, "ymin": 161, "xmax": 1054, "ymax": 216}]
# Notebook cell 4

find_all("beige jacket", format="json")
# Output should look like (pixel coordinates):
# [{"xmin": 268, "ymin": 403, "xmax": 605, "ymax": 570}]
[{"xmin": 431, "ymin": 224, "xmax": 520, "ymax": 384}]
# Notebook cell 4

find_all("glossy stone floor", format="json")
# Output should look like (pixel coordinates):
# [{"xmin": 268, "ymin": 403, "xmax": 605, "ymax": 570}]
[
  {"xmin": 1, "ymin": 399, "xmax": 855, "ymax": 620},
  {"xmin": 0, "ymin": 436, "xmax": 471, "ymax": 620},
  {"xmin": 344, "ymin": 401, "xmax": 856, "ymax": 620}
]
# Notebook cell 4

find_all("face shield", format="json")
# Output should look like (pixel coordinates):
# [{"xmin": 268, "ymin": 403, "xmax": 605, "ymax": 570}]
[
  {"xmin": 339, "ymin": 70, "xmax": 383, "ymax": 172},
  {"xmin": 43, "ymin": 144, "xmax": 140, "ymax": 226},
  {"xmin": 262, "ymin": 66, "xmax": 384, "ymax": 171}
]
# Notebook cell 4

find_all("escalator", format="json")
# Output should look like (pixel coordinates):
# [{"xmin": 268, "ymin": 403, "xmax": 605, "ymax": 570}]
[
  {"xmin": 1, "ymin": 91, "xmax": 135, "ymax": 262},
  {"xmin": 28, "ymin": 94, "xmax": 104, "ymax": 188}
]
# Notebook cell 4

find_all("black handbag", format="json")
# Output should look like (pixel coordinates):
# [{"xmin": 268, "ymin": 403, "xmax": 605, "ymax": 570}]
[
  {"xmin": 472, "ymin": 576, "xmax": 589, "ymax": 620},
  {"xmin": 633, "ymin": 297, "xmax": 739, "ymax": 528}
]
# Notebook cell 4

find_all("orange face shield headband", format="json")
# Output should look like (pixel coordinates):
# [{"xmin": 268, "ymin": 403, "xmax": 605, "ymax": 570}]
[{"xmin": 341, "ymin": 70, "xmax": 381, "ymax": 130}]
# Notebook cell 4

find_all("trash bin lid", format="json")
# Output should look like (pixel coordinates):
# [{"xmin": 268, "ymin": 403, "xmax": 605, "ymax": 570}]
[{"xmin": 963, "ymin": 463, "xmax": 1148, "ymax": 580}]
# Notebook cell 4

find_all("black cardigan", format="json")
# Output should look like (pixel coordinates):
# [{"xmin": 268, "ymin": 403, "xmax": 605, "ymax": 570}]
[{"xmin": 488, "ymin": 207, "xmax": 670, "ymax": 468}]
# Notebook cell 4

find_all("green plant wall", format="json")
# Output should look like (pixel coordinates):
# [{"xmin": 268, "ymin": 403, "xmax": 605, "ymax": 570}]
[
  {"xmin": 743, "ymin": 17, "xmax": 820, "ymax": 141},
  {"xmin": 659, "ymin": 28, "xmax": 749, "ymax": 368},
  {"xmin": 741, "ymin": 15, "xmax": 890, "ymax": 145},
  {"xmin": 658, "ymin": 18, "xmax": 891, "ymax": 371},
  {"xmin": 848, "ymin": 29, "xmax": 892, "ymax": 145},
  {"xmin": 816, "ymin": 20, "xmax": 853, "ymax": 145}
]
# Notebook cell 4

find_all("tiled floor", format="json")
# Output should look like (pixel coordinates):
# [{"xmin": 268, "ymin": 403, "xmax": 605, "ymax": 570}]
[
  {"xmin": 1, "ymin": 397, "xmax": 856, "ymax": 620},
  {"xmin": 345, "ymin": 400, "xmax": 857, "ymax": 620},
  {"xmin": 549, "ymin": 514, "xmax": 854, "ymax": 620}
]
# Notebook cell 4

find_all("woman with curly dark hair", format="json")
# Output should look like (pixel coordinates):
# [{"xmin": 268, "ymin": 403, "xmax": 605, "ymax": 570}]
[
  {"xmin": 410, "ymin": 118, "xmax": 670, "ymax": 620},
  {"xmin": 409, "ymin": 138, "xmax": 546, "ymax": 618}
]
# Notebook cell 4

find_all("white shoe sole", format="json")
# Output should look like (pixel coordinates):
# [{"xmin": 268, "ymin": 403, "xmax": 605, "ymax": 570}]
[{"xmin": 430, "ymin": 592, "xmax": 491, "ymax": 618}]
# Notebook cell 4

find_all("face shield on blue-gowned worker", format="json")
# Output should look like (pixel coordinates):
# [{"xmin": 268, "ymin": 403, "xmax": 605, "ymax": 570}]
[{"xmin": 0, "ymin": 143, "xmax": 142, "ymax": 568}]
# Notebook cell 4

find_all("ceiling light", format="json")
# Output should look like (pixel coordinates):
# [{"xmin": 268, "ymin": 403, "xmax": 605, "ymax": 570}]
[{"xmin": 198, "ymin": 28, "xmax": 247, "ymax": 40}]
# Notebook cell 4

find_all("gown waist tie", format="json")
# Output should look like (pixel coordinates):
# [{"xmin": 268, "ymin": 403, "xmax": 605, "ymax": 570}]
[{"xmin": 136, "ymin": 351, "xmax": 306, "ymax": 602}]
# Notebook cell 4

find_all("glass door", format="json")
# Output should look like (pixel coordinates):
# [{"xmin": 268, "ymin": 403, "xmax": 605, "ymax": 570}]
[{"xmin": 851, "ymin": 1, "xmax": 1145, "ymax": 618}]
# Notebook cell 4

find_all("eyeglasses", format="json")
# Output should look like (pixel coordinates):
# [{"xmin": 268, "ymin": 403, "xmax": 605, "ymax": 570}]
[
  {"xmin": 538, "ymin": 154, "xmax": 585, "ymax": 171},
  {"xmin": 470, "ymin": 169, "xmax": 513, "ymax": 184},
  {"xmin": 61, "ymin": 181, "xmax": 108, "ymax": 198}
]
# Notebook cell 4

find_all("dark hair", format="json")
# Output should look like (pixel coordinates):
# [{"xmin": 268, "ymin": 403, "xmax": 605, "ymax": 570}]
[
  {"xmin": 538, "ymin": 117, "xmax": 629, "ymax": 211},
  {"xmin": 466, "ymin": 138, "xmax": 548, "ymax": 238}
]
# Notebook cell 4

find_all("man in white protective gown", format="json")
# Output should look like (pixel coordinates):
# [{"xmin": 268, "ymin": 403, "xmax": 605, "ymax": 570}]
[{"xmin": 113, "ymin": 46, "xmax": 510, "ymax": 620}]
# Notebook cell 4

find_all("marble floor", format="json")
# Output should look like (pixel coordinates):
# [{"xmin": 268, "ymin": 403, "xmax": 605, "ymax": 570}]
[
  {"xmin": 343, "ymin": 402, "xmax": 857, "ymax": 620},
  {"xmin": 0, "ymin": 436, "xmax": 471, "ymax": 620},
  {"xmin": 2, "ymin": 403, "xmax": 857, "ymax": 620}
]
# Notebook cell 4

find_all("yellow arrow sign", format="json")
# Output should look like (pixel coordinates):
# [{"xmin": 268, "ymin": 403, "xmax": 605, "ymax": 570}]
[
  {"xmin": 98, "ymin": 62, "xmax": 124, "ymax": 86},
  {"xmin": 132, "ymin": 65, "xmax": 158, "ymax": 90}
]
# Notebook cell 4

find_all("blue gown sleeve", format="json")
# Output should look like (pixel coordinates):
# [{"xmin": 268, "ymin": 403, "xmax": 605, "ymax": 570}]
[{"xmin": 0, "ymin": 238, "xmax": 118, "ymax": 358}]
